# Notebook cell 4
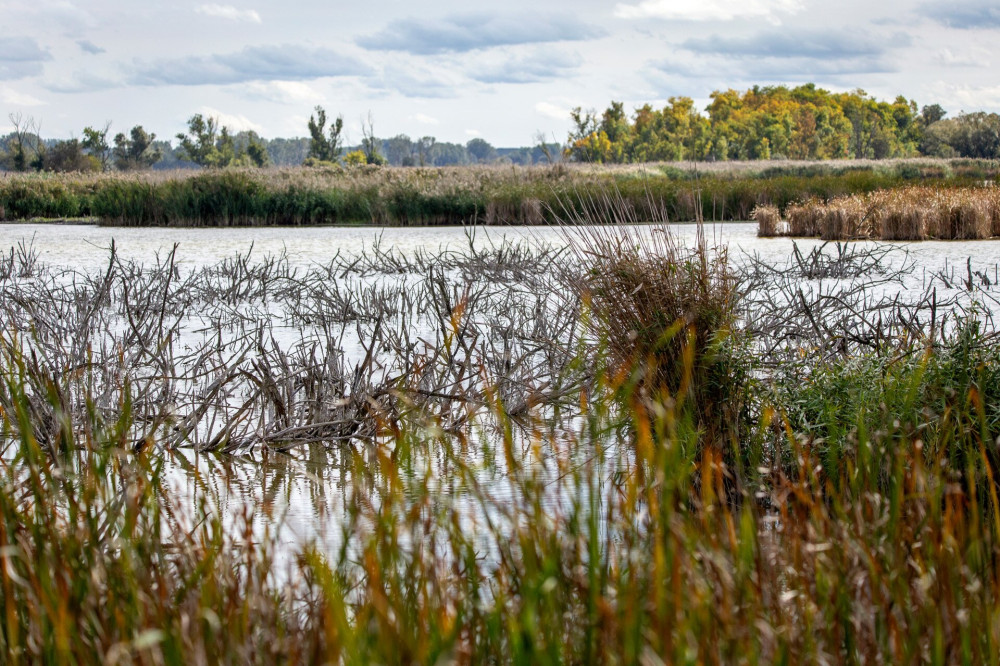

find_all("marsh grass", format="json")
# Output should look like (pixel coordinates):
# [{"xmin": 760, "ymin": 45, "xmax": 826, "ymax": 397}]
[
  {"xmin": 2, "ymin": 159, "xmax": 997, "ymax": 227},
  {"xmin": 5, "ymin": 216, "xmax": 1000, "ymax": 661},
  {"xmin": 764, "ymin": 186, "xmax": 1000, "ymax": 241}
]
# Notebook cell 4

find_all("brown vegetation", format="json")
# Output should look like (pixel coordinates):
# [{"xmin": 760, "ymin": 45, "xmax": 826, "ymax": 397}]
[{"xmin": 760, "ymin": 185, "xmax": 1000, "ymax": 240}]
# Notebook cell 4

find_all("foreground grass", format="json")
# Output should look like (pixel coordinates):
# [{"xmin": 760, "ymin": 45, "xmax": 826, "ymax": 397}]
[
  {"xmin": 4, "ymin": 210, "xmax": 1000, "ymax": 662},
  {"xmin": 0, "ymin": 158, "xmax": 997, "ymax": 227},
  {"xmin": 4, "ymin": 327, "xmax": 1000, "ymax": 663},
  {"xmin": 4, "ymin": 312, "xmax": 1000, "ymax": 662}
]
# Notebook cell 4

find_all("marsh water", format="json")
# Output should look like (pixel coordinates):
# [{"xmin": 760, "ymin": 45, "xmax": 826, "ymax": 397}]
[{"xmin": 5, "ymin": 221, "xmax": 1000, "ymax": 556}]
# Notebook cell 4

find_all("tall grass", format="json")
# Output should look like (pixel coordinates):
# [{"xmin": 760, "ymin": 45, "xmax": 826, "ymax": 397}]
[
  {"xmin": 761, "ymin": 185, "xmax": 1000, "ymax": 240},
  {"xmin": 1, "ymin": 159, "xmax": 997, "ymax": 226},
  {"xmin": 5, "ymin": 219, "xmax": 1000, "ymax": 661}
]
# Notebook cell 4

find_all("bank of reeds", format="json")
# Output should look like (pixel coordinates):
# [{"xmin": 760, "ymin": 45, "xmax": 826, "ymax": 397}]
[
  {"xmin": 1, "ymin": 158, "xmax": 997, "ymax": 227},
  {"xmin": 759, "ymin": 185, "xmax": 1000, "ymax": 240}
]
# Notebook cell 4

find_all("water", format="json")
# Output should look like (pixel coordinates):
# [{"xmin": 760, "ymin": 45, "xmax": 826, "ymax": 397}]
[
  {"xmin": 5, "ymin": 221, "xmax": 1000, "ymax": 554},
  {"xmin": 5, "ymin": 221, "xmax": 1000, "ymax": 281}
]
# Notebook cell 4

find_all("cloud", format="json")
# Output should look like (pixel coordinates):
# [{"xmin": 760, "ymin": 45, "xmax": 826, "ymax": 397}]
[
  {"xmin": 0, "ymin": 85, "xmax": 47, "ymax": 107},
  {"xmin": 8, "ymin": 1, "xmax": 97, "ymax": 35},
  {"xmin": 195, "ymin": 4, "xmax": 263, "ymax": 24},
  {"xmin": 358, "ymin": 13, "xmax": 605, "ymax": 54},
  {"xmin": 935, "ymin": 48, "xmax": 991, "ymax": 68},
  {"xmin": 129, "ymin": 45, "xmax": 371, "ymax": 86},
  {"xmin": 44, "ymin": 71, "xmax": 118, "ymax": 93},
  {"xmin": 917, "ymin": 2, "xmax": 1000, "ymax": 29},
  {"xmin": 195, "ymin": 107, "xmax": 265, "ymax": 134},
  {"xmin": 77, "ymin": 40, "xmax": 105, "ymax": 55},
  {"xmin": 412, "ymin": 113, "xmax": 439, "ymax": 125},
  {"xmin": 0, "ymin": 37, "xmax": 52, "ymax": 80},
  {"xmin": 242, "ymin": 80, "xmax": 325, "ymax": 104},
  {"xmin": 653, "ymin": 28, "xmax": 903, "ymax": 81},
  {"xmin": 926, "ymin": 82, "xmax": 1000, "ymax": 113},
  {"xmin": 535, "ymin": 101, "xmax": 570, "ymax": 120},
  {"xmin": 467, "ymin": 49, "xmax": 583, "ymax": 84},
  {"xmin": 615, "ymin": 0, "xmax": 803, "ymax": 22},
  {"xmin": 682, "ymin": 29, "xmax": 888, "ymax": 59},
  {"xmin": 372, "ymin": 63, "xmax": 464, "ymax": 98}
]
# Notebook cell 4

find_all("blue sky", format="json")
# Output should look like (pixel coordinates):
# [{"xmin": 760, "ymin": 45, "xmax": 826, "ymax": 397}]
[{"xmin": 1, "ymin": 0, "xmax": 998, "ymax": 146}]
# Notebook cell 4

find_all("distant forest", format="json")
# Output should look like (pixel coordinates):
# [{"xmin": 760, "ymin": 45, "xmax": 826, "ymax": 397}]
[
  {"xmin": 566, "ymin": 85, "xmax": 1000, "ymax": 162},
  {"xmin": 1, "ymin": 84, "xmax": 998, "ymax": 173}
]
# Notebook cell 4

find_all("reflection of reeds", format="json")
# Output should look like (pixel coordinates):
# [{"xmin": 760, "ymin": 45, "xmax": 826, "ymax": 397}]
[{"xmin": 760, "ymin": 186, "xmax": 1000, "ymax": 241}]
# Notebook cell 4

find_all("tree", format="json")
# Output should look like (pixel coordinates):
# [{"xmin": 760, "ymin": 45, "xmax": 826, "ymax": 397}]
[
  {"xmin": 7, "ymin": 113, "xmax": 44, "ymax": 172},
  {"xmin": 82, "ymin": 122, "xmax": 112, "ymax": 171},
  {"xmin": 306, "ymin": 106, "xmax": 343, "ymax": 163},
  {"xmin": 466, "ymin": 138, "xmax": 498, "ymax": 163},
  {"xmin": 176, "ymin": 114, "xmax": 222, "ymax": 167},
  {"xmin": 533, "ymin": 131, "xmax": 561, "ymax": 164},
  {"xmin": 360, "ymin": 112, "xmax": 386, "ymax": 165},
  {"xmin": 949, "ymin": 112, "xmax": 1000, "ymax": 158},
  {"xmin": 384, "ymin": 134, "xmax": 415, "ymax": 166},
  {"xmin": 46, "ymin": 139, "xmax": 100, "ymax": 172},
  {"xmin": 113, "ymin": 126, "xmax": 162, "ymax": 171},
  {"xmin": 175, "ymin": 114, "xmax": 265, "ymax": 168},
  {"xmin": 241, "ymin": 131, "xmax": 270, "ymax": 167},
  {"xmin": 344, "ymin": 150, "xmax": 367, "ymax": 166},
  {"xmin": 416, "ymin": 136, "xmax": 436, "ymax": 167},
  {"xmin": 920, "ymin": 104, "xmax": 947, "ymax": 126}
]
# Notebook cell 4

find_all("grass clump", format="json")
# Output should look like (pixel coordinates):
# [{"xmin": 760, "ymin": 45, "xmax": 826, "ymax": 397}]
[
  {"xmin": 752, "ymin": 203, "xmax": 783, "ymax": 237},
  {"xmin": 762, "ymin": 185, "xmax": 1000, "ymax": 240},
  {"xmin": 561, "ymin": 195, "xmax": 753, "ymax": 484}
]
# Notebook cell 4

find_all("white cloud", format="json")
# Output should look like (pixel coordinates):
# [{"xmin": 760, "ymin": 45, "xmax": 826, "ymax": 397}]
[
  {"xmin": 927, "ymin": 83, "xmax": 1000, "ymax": 112},
  {"xmin": 196, "ymin": 107, "xmax": 265, "ymax": 133},
  {"xmin": 465, "ymin": 129, "xmax": 481, "ymax": 136},
  {"xmin": 195, "ymin": 4, "xmax": 262, "ymax": 24},
  {"xmin": 412, "ymin": 113, "xmax": 440, "ymax": 125},
  {"xmin": 243, "ymin": 80, "xmax": 324, "ymax": 103},
  {"xmin": 615, "ymin": 0, "xmax": 803, "ymax": 22},
  {"xmin": 1, "ymin": 85, "xmax": 46, "ymax": 107},
  {"xmin": 535, "ymin": 101, "xmax": 569, "ymax": 120},
  {"xmin": 935, "ymin": 48, "xmax": 991, "ymax": 67}
]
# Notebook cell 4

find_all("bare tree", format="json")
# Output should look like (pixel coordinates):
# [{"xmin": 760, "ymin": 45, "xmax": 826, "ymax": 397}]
[
  {"xmin": 8, "ymin": 113, "xmax": 44, "ymax": 172},
  {"xmin": 360, "ymin": 112, "xmax": 385, "ymax": 165}
]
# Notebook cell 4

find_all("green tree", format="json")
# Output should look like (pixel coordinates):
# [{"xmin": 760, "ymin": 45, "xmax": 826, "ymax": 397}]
[
  {"xmin": 466, "ymin": 138, "xmax": 498, "ymax": 163},
  {"xmin": 82, "ymin": 122, "xmax": 112, "ymax": 171},
  {"xmin": 241, "ymin": 131, "xmax": 270, "ymax": 167},
  {"xmin": 949, "ymin": 112, "xmax": 1000, "ymax": 158},
  {"xmin": 176, "ymin": 114, "xmax": 223, "ymax": 167},
  {"xmin": 306, "ymin": 106, "xmax": 344, "ymax": 163},
  {"xmin": 46, "ymin": 139, "xmax": 100, "ymax": 172},
  {"xmin": 113, "ymin": 126, "xmax": 162, "ymax": 171}
]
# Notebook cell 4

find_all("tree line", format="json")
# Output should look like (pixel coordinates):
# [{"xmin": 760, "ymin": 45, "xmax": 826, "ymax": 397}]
[
  {"xmin": 3, "ymin": 84, "xmax": 998, "ymax": 173},
  {"xmin": 0, "ymin": 108, "xmax": 545, "ymax": 173},
  {"xmin": 565, "ymin": 84, "xmax": 1000, "ymax": 162}
]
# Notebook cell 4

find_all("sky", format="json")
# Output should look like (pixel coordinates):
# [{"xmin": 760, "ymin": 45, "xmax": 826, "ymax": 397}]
[{"xmin": 1, "ymin": 0, "xmax": 998, "ymax": 147}]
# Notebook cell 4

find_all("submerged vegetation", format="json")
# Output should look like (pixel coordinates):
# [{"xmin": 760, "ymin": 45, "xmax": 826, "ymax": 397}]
[
  {"xmin": 4, "ymin": 193, "xmax": 1000, "ymax": 660},
  {"xmin": 1, "ymin": 157, "xmax": 998, "ymax": 227}
]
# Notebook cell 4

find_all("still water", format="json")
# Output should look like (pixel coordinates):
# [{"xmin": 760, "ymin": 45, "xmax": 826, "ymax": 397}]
[{"xmin": 4, "ymin": 221, "xmax": 1000, "ymax": 553}]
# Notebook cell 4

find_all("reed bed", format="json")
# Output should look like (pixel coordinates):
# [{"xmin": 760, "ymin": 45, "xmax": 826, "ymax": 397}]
[
  {"xmin": 759, "ymin": 185, "xmax": 1000, "ymax": 240},
  {"xmin": 5, "ymin": 212, "xmax": 1000, "ymax": 661},
  {"xmin": 751, "ymin": 204, "xmax": 783, "ymax": 237},
  {"xmin": 1, "ymin": 159, "xmax": 997, "ymax": 227}
]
